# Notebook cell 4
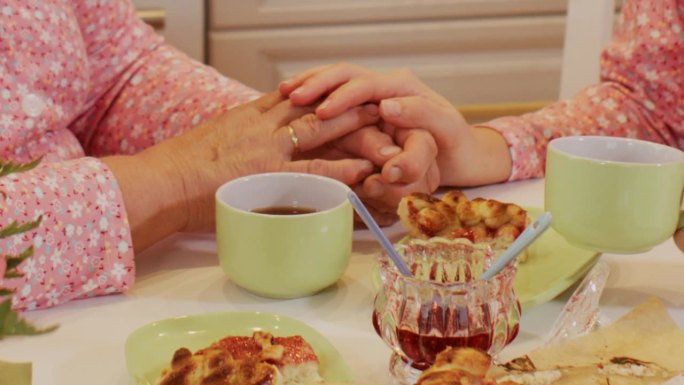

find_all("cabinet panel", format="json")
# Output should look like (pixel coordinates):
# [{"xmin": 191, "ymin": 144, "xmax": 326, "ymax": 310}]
[
  {"xmin": 209, "ymin": 16, "xmax": 564, "ymax": 104},
  {"xmin": 209, "ymin": 0, "xmax": 567, "ymax": 29}
]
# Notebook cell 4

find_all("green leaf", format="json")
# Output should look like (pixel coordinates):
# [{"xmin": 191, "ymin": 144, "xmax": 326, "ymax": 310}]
[
  {"xmin": 5, "ymin": 246, "xmax": 33, "ymax": 272},
  {"xmin": 0, "ymin": 216, "xmax": 42, "ymax": 240},
  {"xmin": 2, "ymin": 271, "xmax": 22, "ymax": 279},
  {"xmin": 0, "ymin": 299, "xmax": 58, "ymax": 340},
  {"xmin": 0, "ymin": 157, "xmax": 42, "ymax": 178},
  {"xmin": 0, "ymin": 156, "xmax": 57, "ymax": 340}
]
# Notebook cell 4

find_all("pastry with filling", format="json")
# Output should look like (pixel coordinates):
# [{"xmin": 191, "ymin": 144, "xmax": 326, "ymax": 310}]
[
  {"xmin": 415, "ymin": 299, "xmax": 684, "ymax": 385},
  {"xmin": 414, "ymin": 348, "xmax": 674, "ymax": 385},
  {"xmin": 491, "ymin": 298, "xmax": 684, "ymax": 385},
  {"xmin": 211, "ymin": 331, "xmax": 321, "ymax": 385},
  {"xmin": 493, "ymin": 355, "xmax": 674, "ymax": 385},
  {"xmin": 414, "ymin": 347, "xmax": 496, "ymax": 385},
  {"xmin": 156, "ymin": 346, "xmax": 281, "ymax": 385},
  {"xmin": 397, "ymin": 191, "xmax": 528, "ymax": 254},
  {"xmin": 156, "ymin": 331, "xmax": 322, "ymax": 385}
]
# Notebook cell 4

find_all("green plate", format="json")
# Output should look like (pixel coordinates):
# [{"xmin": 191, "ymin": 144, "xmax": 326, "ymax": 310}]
[
  {"xmin": 514, "ymin": 207, "xmax": 600, "ymax": 308},
  {"xmin": 125, "ymin": 312, "xmax": 354, "ymax": 385},
  {"xmin": 372, "ymin": 207, "xmax": 600, "ymax": 309}
]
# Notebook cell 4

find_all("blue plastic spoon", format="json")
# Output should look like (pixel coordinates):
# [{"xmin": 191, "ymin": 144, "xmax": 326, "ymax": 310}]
[
  {"xmin": 347, "ymin": 191, "xmax": 412, "ymax": 276},
  {"xmin": 480, "ymin": 211, "xmax": 553, "ymax": 280}
]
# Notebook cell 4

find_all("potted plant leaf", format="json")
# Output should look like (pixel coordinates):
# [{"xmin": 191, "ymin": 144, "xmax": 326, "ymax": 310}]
[{"xmin": 1, "ymin": 158, "xmax": 57, "ymax": 339}]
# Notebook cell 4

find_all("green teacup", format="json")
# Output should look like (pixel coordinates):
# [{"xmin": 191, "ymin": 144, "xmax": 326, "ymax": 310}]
[
  {"xmin": 215, "ymin": 172, "xmax": 353, "ymax": 298},
  {"xmin": 545, "ymin": 136, "xmax": 684, "ymax": 253}
]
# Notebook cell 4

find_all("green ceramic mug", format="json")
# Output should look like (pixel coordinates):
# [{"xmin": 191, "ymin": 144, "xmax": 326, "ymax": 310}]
[
  {"xmin": 215, "ymin": 172, "xmax": 353, "ymax": 298},
  {"xmin": 545, "ymin": 136, "xmax": 684, "ymax": 253}
]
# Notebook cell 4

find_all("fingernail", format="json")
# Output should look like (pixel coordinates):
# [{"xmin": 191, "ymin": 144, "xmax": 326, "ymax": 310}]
[
  {"xmin": 359, "ymin": 160, "xmax": 374, "ymax": 173},
  {"xmin": 280, "ymin": 79, "xmax": 293, "ymax": 87},
  {"xmin": 318, "ymin": 99, "xmax": 330, "ymax": 110},
  {"xmin": 379, "ymin": 145, "xmax": 401, "ymax": 157},
  {"xmin": 366, "ymin": 180, "xmax": 384, "ymax": 198},
  {"xmin": 387, "ymin": 166, "xmax": 402, "ymax": 183},
  {"xmin": 291, "ymin": 87, "xmax": 304, "ymax": 96},
  {"xmin": 381, "ymin": 100, "xmax": 401, "ymax": 117}
]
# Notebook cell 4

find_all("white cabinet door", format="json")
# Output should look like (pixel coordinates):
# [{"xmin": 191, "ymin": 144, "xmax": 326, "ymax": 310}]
[
  {"xmin": 209, "ymin": 15, "xmax": 565, "ymax": 105},
  {"xmin": 209, "ymin": 0, "xmax": 566, "ymax": 28}
]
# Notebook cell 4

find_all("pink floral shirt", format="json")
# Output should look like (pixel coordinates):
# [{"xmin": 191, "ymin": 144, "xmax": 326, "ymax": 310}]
[
  {"xmin": 487, "ymin": 0, "xmax": 684, "ymax": 180},
  {"xmin": 0, "ymin": 0, "xmax": 258, "ymax": 310}
]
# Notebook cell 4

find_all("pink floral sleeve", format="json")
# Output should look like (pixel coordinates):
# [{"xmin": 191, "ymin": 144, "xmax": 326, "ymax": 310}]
[
  {"xmin": 0, "ymin": 0, "xmax": 259, "ymax": 310},
  {"xmin": 484, "ymin": 0, "xmax": 684, "ymax": 180},
  {"xmin": 0, "ymin": 159, "xmax": 132, "ymax": 310}
]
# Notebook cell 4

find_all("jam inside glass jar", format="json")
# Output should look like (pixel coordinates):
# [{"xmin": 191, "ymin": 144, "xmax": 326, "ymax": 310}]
[{"xmin": 372, "ymin": 238, "xmax": 521, "ymax": 384}]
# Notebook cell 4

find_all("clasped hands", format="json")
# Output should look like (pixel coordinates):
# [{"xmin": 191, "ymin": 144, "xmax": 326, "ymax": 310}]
[
  {"xmin": 142, "ymin": 62, "xmax": 511, "ymax": 246},
  {"xmin": 277, "ymin": 63, "xmax": 512, "ymax": 226},
  {"xmin": 127, "ymin": 63, "xmax": 684, "ymax": 253},
  {"xmin": 277, "ymin": 63, "xmax": 684, "ymax": 254}
]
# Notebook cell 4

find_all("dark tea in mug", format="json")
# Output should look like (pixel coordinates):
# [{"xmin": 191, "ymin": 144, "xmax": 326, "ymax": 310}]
[{"xmin": 251, "ymin": 206, "xmax": 317, "ymax": 215}]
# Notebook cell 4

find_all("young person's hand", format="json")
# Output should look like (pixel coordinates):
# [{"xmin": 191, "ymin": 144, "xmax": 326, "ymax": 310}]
[{"xmin": 280, "ymin": 63, "xmax": 513, "ymax": 193}]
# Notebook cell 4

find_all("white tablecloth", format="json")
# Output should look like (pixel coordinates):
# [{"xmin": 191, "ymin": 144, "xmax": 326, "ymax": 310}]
[{"xmin": 1, "ymin": 179, "xmax": 683, "ymax": 384}]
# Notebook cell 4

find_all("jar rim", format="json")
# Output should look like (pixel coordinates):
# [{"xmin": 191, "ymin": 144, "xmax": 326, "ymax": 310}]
[{"xmin": 378, "ymin": 237, "xmax": 517, "ymax": 288}]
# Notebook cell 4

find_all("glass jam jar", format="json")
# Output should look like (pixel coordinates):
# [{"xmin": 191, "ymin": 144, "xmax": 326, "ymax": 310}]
[{"xmin": 372, "ymin": 238, "xmax": 521, "ymax": 385}]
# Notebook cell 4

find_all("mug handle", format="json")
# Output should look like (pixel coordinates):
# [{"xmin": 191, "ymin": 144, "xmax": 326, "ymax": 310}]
[{"xmin": 679, "ymin": 210, "xmax": 684, "ymax": 230}]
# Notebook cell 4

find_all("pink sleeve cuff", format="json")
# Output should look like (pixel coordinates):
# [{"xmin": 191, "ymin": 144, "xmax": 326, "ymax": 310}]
[
  {"xmin": 479, "ymin": 116, "xmax": 548, "ymax": 181},
  {"xmin": 0, "ymin": 157, "xmax": 135, "ymax": 310}
]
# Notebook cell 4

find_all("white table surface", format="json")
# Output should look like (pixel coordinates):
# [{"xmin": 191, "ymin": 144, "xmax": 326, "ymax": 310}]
[{"xmin": 1, "ymin": 178, "xmax": 683, "ymax": 384}]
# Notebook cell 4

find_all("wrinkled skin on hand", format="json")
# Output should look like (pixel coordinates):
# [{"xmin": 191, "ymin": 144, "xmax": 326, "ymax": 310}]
[{"xmin": 155, "ymin": 91, "xmax": 382, "ymax": 232}]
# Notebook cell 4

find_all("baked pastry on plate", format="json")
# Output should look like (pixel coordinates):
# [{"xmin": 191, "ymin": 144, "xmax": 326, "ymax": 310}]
[
  {"xmin": 397, "ymin": 191, "xmax": 528, "ymax": 259},
  {"xmin": 156, "ymin": 331, "xmax": 322, "ymax": 385},
  {"xmin": 414, "ymin": 347, "xmax": 496, "ymax": 385},
  {"xmin": 414, "ymin": 298, "xmax": 684, "ymax": 385}
]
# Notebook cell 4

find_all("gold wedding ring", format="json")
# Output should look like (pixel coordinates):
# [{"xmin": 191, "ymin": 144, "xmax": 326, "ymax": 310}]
[{"xmin": 287, "ymin": 125, "xmax": 300, "ymax": 152}]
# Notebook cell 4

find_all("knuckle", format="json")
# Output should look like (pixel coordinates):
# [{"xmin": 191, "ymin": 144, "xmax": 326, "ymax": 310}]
[
  {"xmin": 299, "ymin": 113, "xmax": 323, "ymax": 134},
  {"xmin": 341, "ymin": 61, "xmax": 358, "ymax": 69},
  {"xmin": 353, "ymin": 106, "xmax": 373, "ymax": 125},
  {"xmin": 412, "ymin": 94, "xmax": 430, "ymax": 111},
  {"xmin": 333, "ymin": 61, "xmax": 351, "ymax": 68},
  {"xmin": 403, "ymin": 164, "xmax": 422, "ymax": 180},
  {"xmin": 306, "ymin": 158, "xmax": 327, "ymax": 175},
  {"xmin": 423, "ymin": 132, "xmax": 439, "ymax": 154},
  {"xmin": 394, "ymin": 67, "xmax": 417, "ymax": 80},
  {"xmin": 332, "ymin": 61, "xmax": 353, "ymax": 73},
  {"xmin": 334, "ymin": 61, "xmax": 367, "ymax": 76}
]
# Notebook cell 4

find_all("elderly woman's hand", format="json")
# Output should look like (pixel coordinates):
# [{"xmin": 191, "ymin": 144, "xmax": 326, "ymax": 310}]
[
  {"xmin": 280, "ymin": 63, "xmax": 513, "ymax": 193},
  {"xmin": 104, "ymin": 91, "xmax": 380, "ymax": 251}
]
